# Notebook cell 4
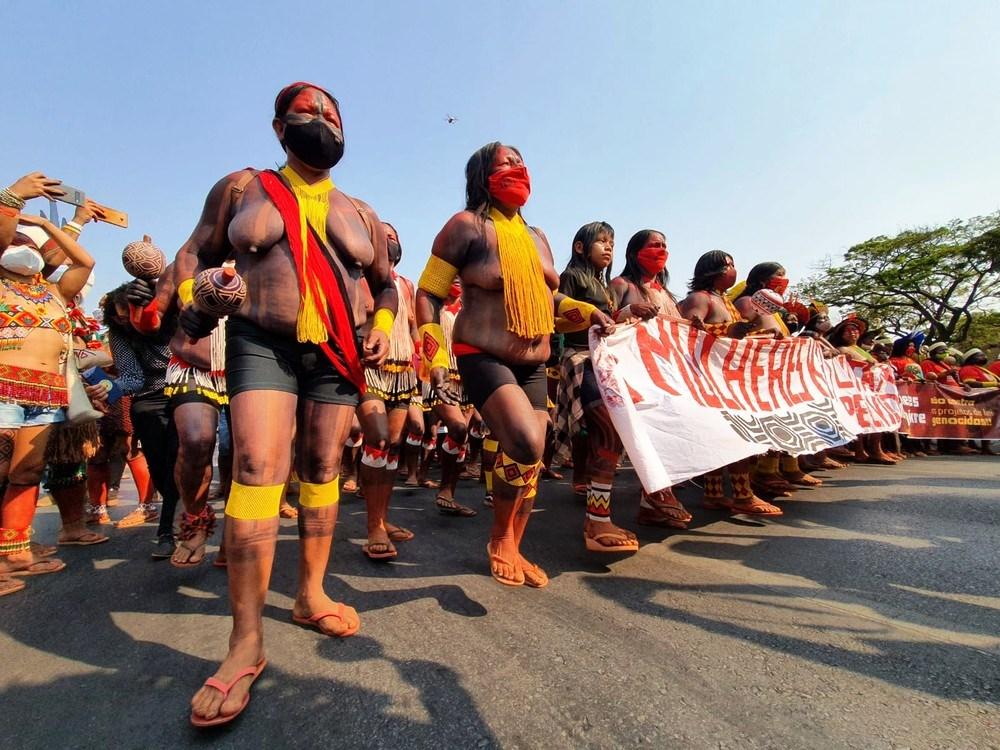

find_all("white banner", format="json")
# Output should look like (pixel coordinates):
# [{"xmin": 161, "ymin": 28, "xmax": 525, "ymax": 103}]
[{"xmin": 590, "ymin": 318, "xmax": 902, "ymax": 492}]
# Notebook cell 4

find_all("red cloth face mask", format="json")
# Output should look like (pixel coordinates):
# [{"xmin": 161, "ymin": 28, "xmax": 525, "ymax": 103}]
[
  {"xmin": 488, "ymin": 166, "xmax": 531, "ymax": 207},
  {"xmin": 766, "ymin": 277, "xmax": 789, "ymax": 295},
  {"xmin": 637, "ymin": 245, "xmax": 668, "ymax": 277},
  {"xmin": 449, "ymin": 281, "xmax": 462, "ymax": 300}
]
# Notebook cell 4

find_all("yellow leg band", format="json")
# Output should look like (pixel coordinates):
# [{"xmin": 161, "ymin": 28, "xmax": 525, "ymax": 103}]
[
  {"xmin": 225, "ymin": 481, "xmax": 284, "ymax": 520},
  {"xmin": 299, "ymin": 477, "xmax": 340, "ymax": 508},
  {"xmin": 417, "ymin": 254, "xmax": 458, "ymax": 299},
  {"xmin": 483, "ymin": 438, "xmax": 499, "ymax": 453},
  {"xmin": 493, "ymin": 451, "xmax": 541, "ymax": 488},
  {"xmin": 485, "ymin": 471, "xmax": 493, "ymax": 493}
]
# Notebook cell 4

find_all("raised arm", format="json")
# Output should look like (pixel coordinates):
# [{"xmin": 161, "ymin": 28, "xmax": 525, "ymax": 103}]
[{"xmin": 15, "ymin": 214, "xmax": 95, "ymax": 302}]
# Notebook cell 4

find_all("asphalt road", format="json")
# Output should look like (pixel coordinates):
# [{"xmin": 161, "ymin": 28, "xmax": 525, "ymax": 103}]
[{"xmin": 1, "ymin": 454, "xmax": 998, "ymax": 749}]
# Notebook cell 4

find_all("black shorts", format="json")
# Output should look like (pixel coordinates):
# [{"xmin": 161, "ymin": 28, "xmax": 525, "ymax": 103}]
[
  {"xmin": 456, "ymin": 352, "xmax": 547, "ymax": 413},
  {"xmin": 226, "ymin": 318, "xmax": 360, "ymax": 406}
]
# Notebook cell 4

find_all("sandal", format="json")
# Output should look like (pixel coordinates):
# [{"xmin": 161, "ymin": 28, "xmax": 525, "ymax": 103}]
[
  {"xmin": 483, "ymin": 493, "xmax": 494, "ymax": 509},
  {"xmin": 29, "ymin": 541, "xmax": 58, "ymax": 558},
  {"xmin": 782, "ymin": 471, "xmax": 823, "ymax": 487},
  {"xmin": 420, "ymin": 478, "xmax": 440, "ymax": 490},
  {"xmin": 291, "ymin": 603, "xmax": 360, "ymax": 637},
  {"xmin": 85, "ymin": 505, "xmax": 113, "ymax": 526},
  {"xmin": 751, "ymin": 475, "xmax": 794, "ymax": 498},
  {"xmin": 116, "ymin": 503, "xmax": 159, "ymax": 529},
  {"xmin": 584, "ymin": 530, "xmax": 640, "ymax": 553},
  {"xmin": 362, "ymin": 539, "xmax": 397, "ymax": 561},
  {"xmin": 729, "ymin": 495, "xmax": 783, "ymax": 516},
  {"xmin": 636, "ymin": 491, "xmax": 692, "ymax": 529},
  {"xmin": 171, "ymin": 506, "xmax": 217, "ymax": 568},
  {"xmin": 0, "ymin": 576, "xmax": 26, "ymax": 597},
  {"xmin": 486, "ymin": 542, "xmax": 524, "ymax": 586},
  {"xmin": 342, "ymin": 477, "xmax": 358, "ymax": 493},
  {"xmin": 436, "ymin": 496, "xmax": 477, "ymax": 517},
  {"xmin": 519, "ymin": 556, "xmax": 549, "ymax": 588},
  {"xmin": 279, "ymin": 504, "xmax": 299, "ymax": 519},
  {"xmin": 3, "ymin": 558, "xmax": 66, "ymax": 577},
  {"xmin": 58, "ymin": 531, "xmax": 109, "ymax": 547},
  {"xmin": 190, "ymin": 658, "xmax": 267, "ymax": 727},
  {"xmin": 385, "ymin": 523, "xmax": 414, "ymax": 543}
]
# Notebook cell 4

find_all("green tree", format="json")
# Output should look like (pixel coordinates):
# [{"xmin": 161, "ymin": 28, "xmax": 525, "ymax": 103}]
[{"xmin": 799, "ymin": 212, "xmax": 1000, "ymax": 343}]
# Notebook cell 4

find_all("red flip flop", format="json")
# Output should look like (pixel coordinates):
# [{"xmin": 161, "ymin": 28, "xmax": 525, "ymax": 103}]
[
  {"xmin": 190, "ymin": 658, "xmax": 267, "ymax": 727},
  {"xmin": 291, "ymin": 604, "xmax": 360, "ymax": 637}
]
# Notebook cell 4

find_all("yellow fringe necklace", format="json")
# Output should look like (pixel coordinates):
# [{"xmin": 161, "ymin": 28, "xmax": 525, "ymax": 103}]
[{"xmin": 488, "ymin": 207, "xmax": 554, "ymax": 339}]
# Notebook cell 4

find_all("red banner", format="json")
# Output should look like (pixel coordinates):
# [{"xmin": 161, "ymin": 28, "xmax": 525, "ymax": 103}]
[{"xmin": 897, "ymin": 382, "xmax": 1000, "ymax": 439}]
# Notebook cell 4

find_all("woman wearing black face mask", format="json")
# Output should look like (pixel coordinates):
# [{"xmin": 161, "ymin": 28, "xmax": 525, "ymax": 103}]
[{"xmin": 178, "ymin": 82, "xmax": 397, "ymax": 728}]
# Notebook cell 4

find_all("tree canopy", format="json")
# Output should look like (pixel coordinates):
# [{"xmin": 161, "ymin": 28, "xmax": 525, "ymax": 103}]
[{"xmin": 798, "ymin": 212, "xmax": 1000, "ymax": 344}]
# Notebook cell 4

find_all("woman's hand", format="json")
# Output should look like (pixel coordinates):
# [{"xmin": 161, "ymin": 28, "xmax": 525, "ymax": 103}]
[
  {"xmin": 9, "ymin": 172, "xmax": 64, "ymax": 201},
  {"xmin": 430, "ymin": 366, "xmax": 461, "ymax": 405},
  {"xmin": 590, "ymin": 309, "xmax": 616, "ymax": 337},
  {"xmin": 73, "ymin": 200, "xmax": 106, "ymax": 225}
]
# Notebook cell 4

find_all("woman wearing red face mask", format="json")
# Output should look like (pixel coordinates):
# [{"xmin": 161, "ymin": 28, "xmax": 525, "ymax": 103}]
[
  {"xmin": 603, "ymin": 230, "xmax": 693, "ymax": 529},
  {"xmin": 415, "ymin": 142, "xmax": 615, "ymax": 588},
  {"xmin": 732, "ymin": 263, "xmax": 823, "ymax": 494}
]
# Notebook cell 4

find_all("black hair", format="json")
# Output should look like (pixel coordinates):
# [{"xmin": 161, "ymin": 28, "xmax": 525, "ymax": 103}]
[
  {"xmin": 737, "ymin": 262, "xmax": 784, "ymax": 300},
  {"xmin": 619, "ymin": 229, "xmax": 673, "ymax": 302},
  {"xmin": 689, "ymin": 250, "xmax": 733, "ymax": 292},
  {"xmin": 562, "ymin": 221, "xmax": 614, "ymax": 293},
  {"xmin": 100, "ymin": 284, "xmax": 132, "ymax": 337},
  {"xmin": 828, "ymin": 321, "xmax": 864, "ymax": 348},
  {"xmin": 465, "ymin": 141, "xmax": 523, "ymax": 218},
  {"xmin": 891, "ymin": 338, "xmax": 911, "ymax": 357},
  {"xmin": 803, "ymin": 311, "xmax": 830, "ymax": 335}
]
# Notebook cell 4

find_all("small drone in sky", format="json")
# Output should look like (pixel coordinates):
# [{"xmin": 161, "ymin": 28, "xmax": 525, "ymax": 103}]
[{"xmin": 445, "ymin": 114, "xmax": 458, "ymax": 124}]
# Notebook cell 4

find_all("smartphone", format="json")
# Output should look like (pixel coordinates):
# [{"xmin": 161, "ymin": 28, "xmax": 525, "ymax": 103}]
[
  {"xmin": 92, "ymin": 203, "xmax": 129, "ymax": 228},
  {"xmin": 53, "ymin": 183, "xmax": 86, "ymax": 207}
]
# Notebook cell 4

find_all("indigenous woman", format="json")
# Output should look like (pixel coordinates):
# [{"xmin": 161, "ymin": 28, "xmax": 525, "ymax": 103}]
[
  {"xmin": 431, "ymin": 279, "xmax": 479, "ymax": 517},
  {"xmin": 102, "ymin": 285, "xmax": 179, "ymax": 556},
  {"xmin": 415, "ymin": 142, "xmax": 614, "ymax": 587},
  {"xmin": 678, "ymin": 251, "xmax": 782, "ymax": 517},
  {"xmin": 921, "ymin": 342, "xmax": 960, "ymax": 385},
  {"xmin": 606, "ymin": 229, "xmax": 693, "ymax": 530},
  {"xmin": 959, "ymin": 349, "xmax": 1000, "ymax": 388},
  {"xmin": 179, "ymin": 82, "xmax": 395, "ymax": 727},
  {"xmin": 356, "ymin": 222, "xmax": 424, "ymax": 560},
  {"xmin": 731, "ymin": 262, "xmax": 823, "ymax": 493},
  {"xmin": 889, "ymin": 334, "xmax": 925, "ymax": 382},
  {"xmin": 827, "ymin": 318, "xmax": 897, "ymax": 465},
  {"xmin": 0, "ymin": 214, "xmax": 95, "ymax": 591},
  {"xmin": 553, "ymin": 221, "xmax": 636, "ymax": 551},
  {"xmin": 126, "ymin": 238, "xmax": 232, "ymax": 567}
]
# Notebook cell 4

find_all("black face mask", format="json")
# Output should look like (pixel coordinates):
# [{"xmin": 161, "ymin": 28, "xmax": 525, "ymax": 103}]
[
  {"xmin": 387, "ymin": 240, "xmax": 401, "ymax": 267},
  {"xmin": 282, "ymin": 118, "xmax": 345, "ymax": 170}
]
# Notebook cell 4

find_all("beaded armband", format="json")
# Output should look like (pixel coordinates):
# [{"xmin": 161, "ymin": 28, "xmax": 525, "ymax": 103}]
[{"xmin": 417, "ymin": 255, "xmax": 458, "ymax": 299}]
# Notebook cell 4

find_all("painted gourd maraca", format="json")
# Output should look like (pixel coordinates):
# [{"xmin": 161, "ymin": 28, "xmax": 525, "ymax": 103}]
[
  {"xmin": 192, "ymin": 266, "xmax": 247, "ymax": 317},
  {"xmin": 750, "ymin": 289, "xmax": 785, "ymax": 316},
  {"xmin": 121, "ymin": 239, "xmax": 165, "ymax": 280}
]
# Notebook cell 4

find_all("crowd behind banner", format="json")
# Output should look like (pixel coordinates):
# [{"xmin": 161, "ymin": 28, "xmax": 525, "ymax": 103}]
[{"xmin": 1, "ymin": 92, "xmax": 997, "ymax": 727}]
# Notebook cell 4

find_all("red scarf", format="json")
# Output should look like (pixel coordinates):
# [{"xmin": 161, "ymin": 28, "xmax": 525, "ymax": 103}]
[{"xmin": 258, "ymin": 170, "xmax": 366, "ymax": 393}]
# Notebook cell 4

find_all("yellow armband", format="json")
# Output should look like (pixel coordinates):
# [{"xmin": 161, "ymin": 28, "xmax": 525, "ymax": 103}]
[
  {"xmin": 418, "ymin": 323, "xmax": 451, "ymax": 375},
  {"xmin": 177, "ymin": 278, "xmax": 194, "ymax": 306},
  {"xmin": 556, "ymin": 296, "xmax": 598, "ymax": 333},
  {"xmin": 372, "ymin": 308, "xmax": 395, "ymax": 336},
  {"xmin": 417, "ymin": 255, "xmax": 458, "ymax": 299}
]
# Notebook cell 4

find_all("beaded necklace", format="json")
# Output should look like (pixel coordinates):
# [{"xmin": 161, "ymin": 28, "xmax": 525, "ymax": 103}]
[{"xmin": 3, "ymin": 275, "xmax": 54, "ymax": 305}]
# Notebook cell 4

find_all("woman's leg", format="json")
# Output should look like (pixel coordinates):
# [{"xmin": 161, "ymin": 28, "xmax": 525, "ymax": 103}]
[
  {"xmin": 480, "ymin": 384, "xmax": 548, "ymax": 586},
  {"xmin": 0, "ymin": 424, "xmax": 64, "ymax": 575},
  {"xmin": 355, "ymin": 398, "xmax": 395, "ymax": 558},
  {"xmin": 170, "ymin": 402, "xmax": 221, "ymax": 565},
  {"xmin": 190, "ymin": 390, "xmax": 295, "ymax": 723},
  {"xmin": 130, "ymin": 392, "xmax": 181, "ymax": 546},
  {"xmin": 292, "ymin": 399, "xmax": 358, "ymax": 626},
  {"xmin": 582, "ymin": 402, "xmax": 637, "ymax": 551},
  {"xmin": 433, "ymin": 403, "xmax": 475, "ymax": 515}
]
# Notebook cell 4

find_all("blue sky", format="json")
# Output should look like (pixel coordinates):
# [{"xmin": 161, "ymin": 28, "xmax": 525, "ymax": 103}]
[{"xmin": 5, "ymin": 1, "xmax": 1000, "ymax": 309}]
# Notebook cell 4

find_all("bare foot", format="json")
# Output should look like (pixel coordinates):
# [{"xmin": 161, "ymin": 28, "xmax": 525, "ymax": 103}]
[
  {"xmin": 29, "ymin": 541, "xmax": 57, "ymax": 558},
  {"xmin": 57, "ymin": 527, "xmax": 109, "ymax": 546},
  {"xmin": 487, "ymin": 539, "xmax": 524, "ymax": 586},
  {"xmin": 518, "ymin": 554, "xmax": 549, "ymax": 588},
  {"xmin": 292, "ymin": 593, "xmax": 360, "ymax": 636},
  {"xmin": 363, "ymin": 526, "xmax": 397, "ymax": 560},
  {"xmin": 190, "ymin": 635, "xmax": 265, "ymax": 724},
  {"xmin": 583, "ymin": 517, "xmax": 638, "ymax": 549},
  {"xmin": 172, "ymin": 529, "xmax": 209, "ymax": 566},
  {"xmin": 384, "ymin": 522, "xmax": 414, "ymax": 543}
]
